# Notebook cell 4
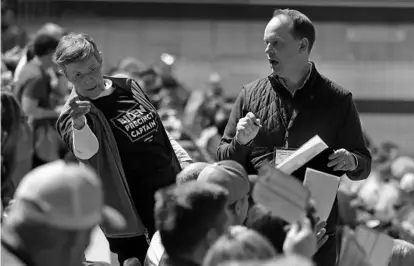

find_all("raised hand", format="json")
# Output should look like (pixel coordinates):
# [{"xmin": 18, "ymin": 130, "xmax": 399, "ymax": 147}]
[
  {"xmin": 68, "ymin": 97, "xmax": 91, "ymax": 130},
  {"xmin": 235, "ymin": 112, "xmax": 261, "ymax": 145}
]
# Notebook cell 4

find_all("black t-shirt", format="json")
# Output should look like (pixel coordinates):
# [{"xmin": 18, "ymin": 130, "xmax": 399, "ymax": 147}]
[{"xmin": 92, "ymin": 85, "xmax": 178, "ymax": 190}]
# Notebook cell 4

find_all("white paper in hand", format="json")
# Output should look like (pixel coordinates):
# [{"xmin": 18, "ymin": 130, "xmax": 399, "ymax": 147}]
[
  {"xmin": 253, "ymin": 164, "xmax": 310, "ymax": 223},
  {"xmin": 303, "ymin": 168, "xmax": 341, "ymax": 221},
  {"xmin": 277, "ymin": 135, "xmax": 328, "ymax": 174},
  {"xmin": 85, "ymin": 226, "xmax": 111, "ymax": 264},
  {"xmin": 355, "ymin": 226, "xmax": 394, "ymax": 266}
]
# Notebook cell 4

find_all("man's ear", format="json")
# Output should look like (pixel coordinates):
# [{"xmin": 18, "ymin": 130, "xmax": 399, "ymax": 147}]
[
  {"xmin": 98, "ymin": 51, "xmax": 103, "ymax": 65},
  {"xmin": 299, "ymin": 38, "xmax": 309, "ymax": 53},
  {"xmin": 235, "ymin": 200, "xmax": 242, "ymax": 215}
]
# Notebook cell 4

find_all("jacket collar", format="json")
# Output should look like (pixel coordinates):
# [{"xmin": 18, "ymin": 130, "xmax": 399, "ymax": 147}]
[{"xmin": 269, "ymin": 61, "xmax": 320, "ymax": 100}]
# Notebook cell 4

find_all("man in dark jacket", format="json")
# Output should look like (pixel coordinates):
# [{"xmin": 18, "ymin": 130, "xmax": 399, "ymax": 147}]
[{"xmin": 217, "ymin": 9, "xmax": 371, "ymax": 266}]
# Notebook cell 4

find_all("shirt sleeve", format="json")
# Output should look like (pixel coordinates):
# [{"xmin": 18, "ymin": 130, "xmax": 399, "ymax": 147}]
[
  {"xmin": 337, "ymin": 93, "xmax": 371, "ymax": 180},
  {"xmin": 217, "ymin": 87, "xmax": 252, "ymax": 166},
  {"xmin": 166, "ymin": 130, "xmax": 193, "ymax": 168},
  {"xmin": 72, "ymin": 116, "xmax": 99, "ymax": 160}
]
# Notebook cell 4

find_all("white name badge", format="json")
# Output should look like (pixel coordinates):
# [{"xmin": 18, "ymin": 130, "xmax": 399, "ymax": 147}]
[{"xmin": 275, "ymin": 148, "xmax": 297, "ymax": 166}]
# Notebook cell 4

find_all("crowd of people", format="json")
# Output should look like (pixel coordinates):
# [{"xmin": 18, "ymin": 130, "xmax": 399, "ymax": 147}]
[{"xmin": 2, "ymin": 2, "xmax": 414, "ymax": 266}]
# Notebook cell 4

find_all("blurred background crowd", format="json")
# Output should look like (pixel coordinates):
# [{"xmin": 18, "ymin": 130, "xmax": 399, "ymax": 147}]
[{"xmin": 1, "ymin": 0, "xmax": 414, "ymax": 265}]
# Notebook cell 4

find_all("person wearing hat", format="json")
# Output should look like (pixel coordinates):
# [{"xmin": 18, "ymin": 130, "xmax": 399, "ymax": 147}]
[
  {"xmin": 144, "ymin": 160, "xmax": 250, "ymax": 266},
  {"xmin": 1, "ymin": 160, "xmax": 125, "ymax": 266},
  {"xmin": 197, "ymin": 160, "xmax": 251, "ymax": 225}
]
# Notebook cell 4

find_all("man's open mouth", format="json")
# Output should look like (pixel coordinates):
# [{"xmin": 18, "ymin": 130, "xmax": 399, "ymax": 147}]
[
  {"xmin": 87, "ymin": 85, "xmax": 97, "ymax": 91},
  {"xmin": 269, "ymin": 59, "xmax": 279, "ymax": 66}
]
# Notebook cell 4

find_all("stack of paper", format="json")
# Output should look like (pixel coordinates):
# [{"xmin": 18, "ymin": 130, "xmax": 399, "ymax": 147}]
[
  {"xmin": 277, "ymin": 135, "xmax": 328, "ymax": 175},
  {"xmin": 354, "ymin": 226, "xmax": 394, "ymax": 266},
  {"xmin": 303, "ymin": 168, "xmax": 341, "ymax": 222},
  {"xmin": 253, "ymin": 164, "xmax": 310, "ymax": 223},
  {"xmin": 276, "ymin": 135, "xmax": 345, "ymax": 181}
]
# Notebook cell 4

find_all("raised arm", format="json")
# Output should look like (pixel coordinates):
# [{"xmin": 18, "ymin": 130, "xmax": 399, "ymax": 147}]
[
  {"xmin": 56, "ymin": 100, "xmax": 99, "ymax": 161},
  {"xmin": 216, "ymin": 88, "xmax": 252, "ymax": 166}
]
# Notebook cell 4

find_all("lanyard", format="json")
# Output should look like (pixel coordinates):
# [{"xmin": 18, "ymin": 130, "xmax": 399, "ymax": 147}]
[
  {"xmin": 275, "ymin": 96, "xmax": 299, "ymax": 148},
  {"xmin": 268, "ymin": 75, "xmax": 302, "ymax": 148}
]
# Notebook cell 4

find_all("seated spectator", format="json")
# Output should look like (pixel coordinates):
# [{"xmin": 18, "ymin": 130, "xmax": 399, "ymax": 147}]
[
  {"xmin": 389, "ymin": 239, "xmax": 414, "ymax": 266},
  {"xmin": 197, "ymin": 105, "xmax": 232, "ymax": 160},
  {"xmin": 14, "ymin": 32, "xmax": 62, "ymax": 166},
  {"xmin": 1, "ymin": 3, "xmax": 27, "ymax": 70},
  {"xmin": 1, "ymin": 59, "xmax": 13, "ymax": 87},
  {"xmin": 197, "ymin": 160, "xmax": 251, "ymax": 225},
  {"xmin": 14, "ymin": 23, "xmax": 66, "ymax": 86},
  {"xmin": 146, "ymin": 161, "xmax": 250, "ymax": 266},
  {"xmin": 176, "ymin": 162, "xmax": 210, "ymax": 185},
  {"xmin": 202, "ymin": 226, "xmax": 276, "ymax": 266},
  {"xmin": 214, "ymin": 255, "xmax": 314, "ymax": 266},
  {"xmin": 1, "ymin": 89, "xmax": 32, "ymax": 209},
  {"xmin": 244, "ymin": 204, "xmax": 287, "ymax": 254},
  {"xmin": 392, "ymin": 157, "xmax": 414, "ymax": 181},
  {"xmin": 154, "ymin": 181, "xmax": 231, "ymax": 266},
  {"xmin": 1, "ymin": 160, "xmax": 125, "ymax": 266},
  {"xmin": 117, "ymin": 57, "xmax": 147, "ymax": 79},
  {"xmin": 145, "ymin": 162, "xmax": 210, "ymax": 266}
]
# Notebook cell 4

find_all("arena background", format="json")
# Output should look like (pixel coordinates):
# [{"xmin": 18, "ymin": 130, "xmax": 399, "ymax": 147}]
[{"xmin": 10, "ymin": 0, "xmax": 414, "ymax": 155}]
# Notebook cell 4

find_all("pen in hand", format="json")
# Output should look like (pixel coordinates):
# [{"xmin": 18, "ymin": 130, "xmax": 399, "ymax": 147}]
[
  {"xmin": 253, "ymin": 120, "xmax": 263, "ymax": 128},
  {"xmin": 243, "ymin": 107, "xmax": 262, "ymax": 128}
]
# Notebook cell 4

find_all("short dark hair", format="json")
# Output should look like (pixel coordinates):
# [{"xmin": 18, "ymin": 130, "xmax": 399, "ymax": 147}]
[
  {"xmin": 33, "ymin": 34, "xmax": 59, "ymax": 57},
  {"xmin": 154, "ymin": 181, "xmax": 229, "ymax": 258},
  {"xmin": 273, "ymin": 9, "xmax": 316, "ymax": 52},
  {"xmin": 244, "ymin": 205, "xmax": 287, "ymax": 254},
  {"xmin": 54, "ymin": 33, "xmax": 101, "ymax": 68}
]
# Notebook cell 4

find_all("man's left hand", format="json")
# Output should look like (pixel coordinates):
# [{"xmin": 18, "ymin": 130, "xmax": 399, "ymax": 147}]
[
  {"xmin": 327, "ymin": 148, "xmax": 357, "ymax": 172},
  {"xmin": 314, "ymin": 218, "xmax": 329, "ymax": 251}
]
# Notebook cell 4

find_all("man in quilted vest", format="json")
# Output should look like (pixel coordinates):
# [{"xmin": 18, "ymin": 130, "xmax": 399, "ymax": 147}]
[{"xmin": 217, "ymin": 9, "xmax": 371, "ymax": 266}]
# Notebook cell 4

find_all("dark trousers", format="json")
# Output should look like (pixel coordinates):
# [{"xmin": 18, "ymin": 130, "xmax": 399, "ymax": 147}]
[
  {"xmin": 107, "ymin": 185, "xmax": 158, "ymax": 265},
  {"xmin": 313, "ymin": 234, "xmax": 339, "ymax": 266}
]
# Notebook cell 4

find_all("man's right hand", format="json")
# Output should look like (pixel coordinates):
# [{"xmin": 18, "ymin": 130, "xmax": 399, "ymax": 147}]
[
  {"xmin": 314, "ymin": 218, "xmax": 328, "ymax": 251},
  {"xmin": 69, "ymin": 98, "xmax": 91, "ymax": 130},
  {"xmin": 283, "ymin": 218, "xmax": 317, "ymax": 259},
  {"xmin": 235, "ymin": 112, "xmax": 261, "ymax": 145}
]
